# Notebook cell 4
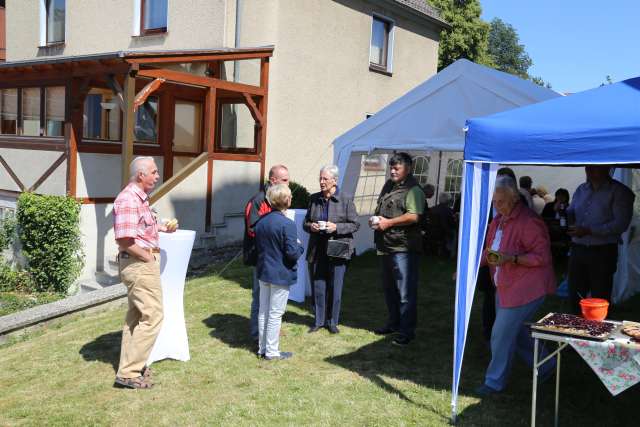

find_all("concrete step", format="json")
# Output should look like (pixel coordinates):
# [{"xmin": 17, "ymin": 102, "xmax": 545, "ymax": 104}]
[
  {"xmin": 95, "ymin": 270, "xmax": 120, "ymax": 286},
  {"xmin": 78, "ymin": 279, "xmax": 108, "ymax": 295},
  {"xmin": 104, "ymin": 255, "xmax": 120, "ymax": 276}
]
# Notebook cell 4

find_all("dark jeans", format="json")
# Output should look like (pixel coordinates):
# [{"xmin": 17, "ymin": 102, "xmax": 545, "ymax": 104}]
[
  {"xmin": 568, "ymin": 243, "xmax": 618, "ymax": 314},
  {"xmin": 250, "ymin": 268, "xmax": 259, "ymax": 339},
  {"xmin": 311, "ymin": 257, "xmax": 347, "ymax": 327},
  {"xmin": 477, "ymin": 265, "xmax": 496, "ymax": 342},
  {"xmin": 381, "ymin": 252, "xmax": 419, "ymax": 340}
]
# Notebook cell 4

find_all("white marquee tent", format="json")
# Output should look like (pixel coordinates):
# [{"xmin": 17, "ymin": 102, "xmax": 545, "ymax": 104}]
[
  {"xmin": 332, "ymin": 59, "xmax": 574, "ymax": 252},
  {"xmin": 333, "ymin": 58, "xmax": 562, "ymax": 193}
]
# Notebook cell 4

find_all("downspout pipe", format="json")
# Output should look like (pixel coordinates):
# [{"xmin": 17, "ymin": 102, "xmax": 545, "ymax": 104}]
[{"xmin": 234, "ymin": 0, "xmax": 243, "ymax": 83}]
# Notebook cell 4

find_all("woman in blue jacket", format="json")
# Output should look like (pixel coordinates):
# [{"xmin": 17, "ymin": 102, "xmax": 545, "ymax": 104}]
[{"xmin": 255, "ymin": 183, "xmax": 304, "ymax": 360}]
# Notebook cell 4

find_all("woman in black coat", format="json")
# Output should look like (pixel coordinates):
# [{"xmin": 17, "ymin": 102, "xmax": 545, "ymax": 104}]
[{"xmin": 303, "ymin": 165, "xmax": 360, "ymax": 334}]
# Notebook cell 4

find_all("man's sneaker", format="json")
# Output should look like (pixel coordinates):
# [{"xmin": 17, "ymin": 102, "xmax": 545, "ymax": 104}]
[
  {"xmin": 392, "ymin": 336, "xmax": 413, "ymax": 346},
  {"xmin": 473, "ymin": 384, "xmax": 500, "ymax": 397},
  {"xmin": 264, "ymin": 351, "xmax": 293, "ymax": 361},
  {"xmin": 374, "ymin": 326, "xmax": 397, "ymax": 335},
  {"xmin": 327, "ymin": 325, "xmax": 340, "ymax": 334}
]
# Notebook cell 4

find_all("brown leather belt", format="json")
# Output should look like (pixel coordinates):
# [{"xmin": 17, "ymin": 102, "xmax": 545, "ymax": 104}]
[{"xmin": 118, "ymin": 248, "xmax": 160, "ymax": 259}]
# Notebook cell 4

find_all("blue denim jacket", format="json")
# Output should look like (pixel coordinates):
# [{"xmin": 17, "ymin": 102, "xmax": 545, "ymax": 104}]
[{"xmin": 255, "ymin": 211, "xmax": 304, "ymax": 286}]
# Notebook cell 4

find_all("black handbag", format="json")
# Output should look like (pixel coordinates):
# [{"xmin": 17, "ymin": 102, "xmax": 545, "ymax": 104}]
[{"xmin": 326, "ymin": 239, "xmax": 351, "ymax": 259}]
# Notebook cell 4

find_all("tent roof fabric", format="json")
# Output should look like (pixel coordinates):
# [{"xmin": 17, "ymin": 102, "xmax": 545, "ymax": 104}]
[
  {"xmin": 464, "ymin": 77, "xmax": 640, "ymax": 164},
  {"xmin": 332, "ymin": 59, "xmax": 560, "ymax": 172}
]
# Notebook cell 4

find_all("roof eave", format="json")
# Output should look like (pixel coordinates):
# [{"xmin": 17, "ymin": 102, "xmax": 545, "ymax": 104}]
[{"xmin": 379, "ymin": 0, "xmax": 451, "ymax": 30}]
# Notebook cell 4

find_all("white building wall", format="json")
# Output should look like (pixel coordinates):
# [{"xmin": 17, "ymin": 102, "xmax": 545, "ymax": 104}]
[
  {"xmin": 0, "ymin": 148, "xmax": 66, "ymax": 195},
  {"xmin": 239, "ymin": 0, "xmax": 441, "ymax": 193},
  {"xmin": 6, "ymin": 0, "xmax": 228, "ymax": 61}
]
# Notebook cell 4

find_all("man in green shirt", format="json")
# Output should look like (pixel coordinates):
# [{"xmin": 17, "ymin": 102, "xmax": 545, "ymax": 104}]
[{"xmin": 370, "ymin": 152, "xmax": 425, "ymax": 346}]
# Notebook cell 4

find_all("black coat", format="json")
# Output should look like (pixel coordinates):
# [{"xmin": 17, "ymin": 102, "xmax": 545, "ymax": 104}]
[{"xmin": 303, "ymin": 190, "xmax": 360, "ymax": 263}]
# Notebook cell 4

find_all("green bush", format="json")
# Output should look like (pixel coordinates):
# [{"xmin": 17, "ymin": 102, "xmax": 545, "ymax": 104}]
[
  {"xmin": 0, "ymin": 263, "xmax": 34, "ymax": 293},
  {"xmin": 16, "ymin": 193, "xmax": 84, "ymax": 294},
  {"xmin": 0, "ymin": 216, "xmax": 16, "ymax": 252},
  {"xmin": 289, "ymin": 181, "xmax": 311, "ymax": 209}
]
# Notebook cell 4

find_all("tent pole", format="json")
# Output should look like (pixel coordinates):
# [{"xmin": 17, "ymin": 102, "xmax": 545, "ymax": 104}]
[{"xmin": 435, "ymin": 151, "xmax": 443, "ymax": 204}]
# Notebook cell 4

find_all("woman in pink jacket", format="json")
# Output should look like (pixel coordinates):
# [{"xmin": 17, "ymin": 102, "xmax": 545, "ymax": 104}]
[{"xmin": 475, "ymin": 175, "xmax": 556, "ymax": 396}]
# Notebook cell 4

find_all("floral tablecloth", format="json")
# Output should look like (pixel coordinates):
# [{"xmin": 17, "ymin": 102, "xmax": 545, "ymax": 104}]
[{"xmin": 568, "ymin": 337, "xmax": 640, "ymax": 396}]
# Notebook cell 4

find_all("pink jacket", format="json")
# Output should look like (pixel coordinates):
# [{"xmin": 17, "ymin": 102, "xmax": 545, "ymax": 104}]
[{"xmin": 482, "ymin": 203, "xmax": 556, "ymax": 308}]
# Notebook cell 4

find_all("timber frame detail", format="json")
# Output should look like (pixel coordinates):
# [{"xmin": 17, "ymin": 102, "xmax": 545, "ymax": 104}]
[{"xmin": 0, "ymin": 47, "xmax": 274, "ymax": 232}]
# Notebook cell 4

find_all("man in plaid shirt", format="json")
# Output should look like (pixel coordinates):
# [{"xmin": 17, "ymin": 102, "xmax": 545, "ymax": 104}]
[{"xmin": 113, "ymin": 156, "xmax": 176, "ymax": 389}]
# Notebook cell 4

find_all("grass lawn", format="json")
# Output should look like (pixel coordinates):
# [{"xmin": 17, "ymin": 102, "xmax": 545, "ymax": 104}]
[
  {"xmin": 1, "ymin": 252, "xmax": 640, "ymax": 426},
  {"xmin": 0, "ymin": 291, "xmax": 63, "ymax": 317}
]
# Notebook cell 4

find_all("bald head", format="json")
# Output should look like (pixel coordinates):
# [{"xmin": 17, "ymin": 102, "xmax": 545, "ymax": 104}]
[{"xmin": 268, "ymin": 164, "xmax": 290, "ymax": 186}]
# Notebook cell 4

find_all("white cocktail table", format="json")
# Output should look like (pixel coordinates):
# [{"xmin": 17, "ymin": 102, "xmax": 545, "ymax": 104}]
[{"xmin": 148, "ymin": 229, "xmax": 196, "ymax": 364}]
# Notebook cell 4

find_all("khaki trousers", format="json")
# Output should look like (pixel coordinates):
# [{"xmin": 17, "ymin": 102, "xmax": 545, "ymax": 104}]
[{"xmin": 116, "ymin": 254, "xmax": 163, "ymax": 379}]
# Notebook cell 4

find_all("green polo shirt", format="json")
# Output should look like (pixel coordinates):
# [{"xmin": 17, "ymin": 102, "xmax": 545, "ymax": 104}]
[{"xmin": 405, "ymin": 186, "xmax": 425, "ymax": 215}]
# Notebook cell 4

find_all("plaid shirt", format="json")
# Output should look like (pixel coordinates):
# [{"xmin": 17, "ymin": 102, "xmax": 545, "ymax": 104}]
[{"xmin": 113, "ymin": 183, "xmax": 159, "ymax": 249}]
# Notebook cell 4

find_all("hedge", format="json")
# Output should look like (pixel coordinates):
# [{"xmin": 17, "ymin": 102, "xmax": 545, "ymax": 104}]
[{"xmin": 16, "ymin": 193, "xmax": 84, "ymax": 294}]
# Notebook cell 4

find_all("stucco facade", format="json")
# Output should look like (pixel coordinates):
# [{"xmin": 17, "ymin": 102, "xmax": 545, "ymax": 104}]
[
  {"xmin": 6, "ymin": 0, "xmax": 443, "ymax": 191},
  {"xmin": 6, "ymin": 0, "xmax": 228, "ymax": 61},
  {"xmin": 2, "ymin": 0, "xmax": 445, "ymax": 282},
  {"xmin": 237, "ymin": 0, "xmax": 441, "ymax": 192}
]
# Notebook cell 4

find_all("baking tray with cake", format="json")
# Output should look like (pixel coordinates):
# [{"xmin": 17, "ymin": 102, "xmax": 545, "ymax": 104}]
[{"xmin": 529, "ymin": 313, "xmax": 620, "ymax": 341}]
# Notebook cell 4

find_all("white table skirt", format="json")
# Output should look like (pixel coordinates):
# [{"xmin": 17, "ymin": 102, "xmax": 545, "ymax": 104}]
[
  {"xmin": 285, "ymin": 209, "xmax": 312, "ymax": 303},
  {"xmin": 147, "ymin": 229, "xmax": 196, "ymax": 365}
]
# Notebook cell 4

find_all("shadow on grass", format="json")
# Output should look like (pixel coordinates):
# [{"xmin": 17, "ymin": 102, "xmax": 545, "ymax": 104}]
[
  {"xmin": 203, "ymin": 313, "xmax": 255, "ymax": 354},
  {"xmin": 79, "ymin": 330, "xmax": 122, "ymax": 373},
  {"xmin": 202, "ymin": 311, "xmax": 315, "ymax": 355},
  {"xmin": 203, "ymin": 251, "xmax": 640, "ymax": 425},
  {"xmin": 325, "ymin": 336, "xmax": 453, "ymax": 423}
]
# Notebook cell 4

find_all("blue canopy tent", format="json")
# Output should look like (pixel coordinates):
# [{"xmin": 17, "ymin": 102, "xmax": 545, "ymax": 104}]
[{"xmin": 452, "ymin": 77, "xmax": 640, "ymax": 422}]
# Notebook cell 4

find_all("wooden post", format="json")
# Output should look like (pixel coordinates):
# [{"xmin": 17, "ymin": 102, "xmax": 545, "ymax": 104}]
[
  {"xmin": 204, "ymin": 87, "xmax": 217, "ymax": 232},
  {"xmin": 64, "ymin": 78, "xmax": 88, "ymax": 197},
  {"xmin": 121, "ymin": 68, "xmax": 137, "ymax": 187},
  {"xmin": 258, "ymin": 57, "xmax": 270, "ymax": 184},
  {"xmin": 159, "ymin": 91, "xmax": 174, "ymax": 182}
]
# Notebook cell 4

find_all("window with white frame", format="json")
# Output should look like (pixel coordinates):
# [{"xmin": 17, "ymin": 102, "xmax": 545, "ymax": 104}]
[
  {"xmin": 141, "ymin": 0, "xmax": 168, "ymax": 34},
  {"xmin": 369, "ymin": 15, "xmax": 394, "ymax": 73},
  {"xmin": 45, "ymin": 0, "xmax": 65, "ymax": 45},
  {"xmin": 443, "ymin": 159, "xmax": 463, "ymax": 208},
  {"xmin": 353, "ymin": 154, "xmax": 388, "ymax": 215},
  {"xmin": 83, "ymin": 88, "xmax": 122, "ymax": 141},
  {"xmin": 411, "ymin": 155, "xmax": 431, "ymax": 187}
]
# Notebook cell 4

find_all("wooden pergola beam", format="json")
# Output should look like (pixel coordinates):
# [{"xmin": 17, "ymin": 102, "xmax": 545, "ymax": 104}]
[
  {"xmin": 258, "ymin": 57, "xmax": 270, "ymax": 181},
  {"xmin": 121, "ymin": 66, "xmax": 138, "ymax": 187},
  {"xmin": 136, "ymin": 68, "xmax": 265, "ymax": 96},
  {"xmin": 204, "ymin": 87, "xmax": 217, "ymax": 232},
  {"xmin": 0, "ymin": 63, "xmax": 129, "ymax": 85},
  {"xmin": 125, "ymin": 51, "xmax": 272, "ymax": 65},
  {"xmin": 242, "ymin": 93, "xmax": 264, "ymax": 126},
  {"xmin": 149, "ymin": 153, "xmax": 208, "ymax": 205},
  {"xmin": 106, "ymin": 74, "xmax": 126, "ymax": 112},
  {"xmin": 65, "ymin": 77, "xmax": 90, "ymax": 197},
  {"xmin": 134, "ymin": 78, "xmax": 165, "ymax": 111}
]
